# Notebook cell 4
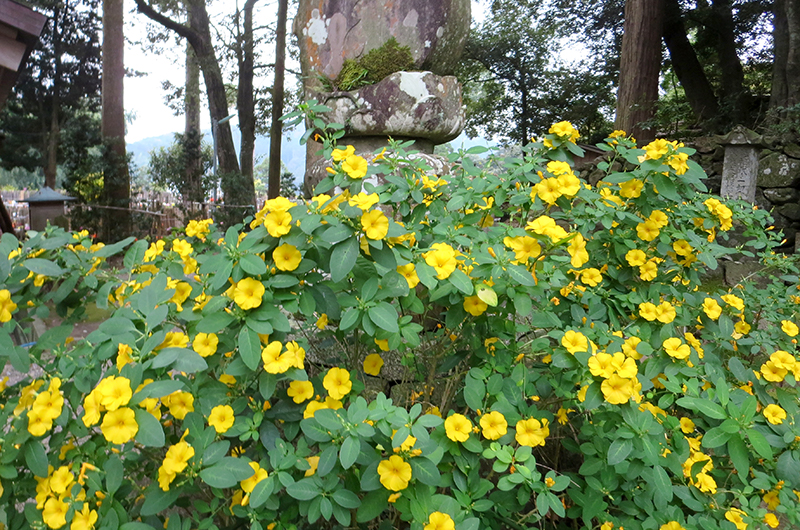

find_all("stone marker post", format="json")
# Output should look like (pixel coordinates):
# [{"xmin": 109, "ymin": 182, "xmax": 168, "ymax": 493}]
[
  {"xmin": 293, "ymin": 0, "xmax": 471, "ymax": 194},
  {"xmin": 718, "ymin": 126, "xmax": 762, "ymax": 202}
]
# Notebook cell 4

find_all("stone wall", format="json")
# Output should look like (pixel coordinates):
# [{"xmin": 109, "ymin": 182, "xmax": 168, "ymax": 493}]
[{"xmin": 691, "ymin": 136, "xmax": 800, "ymax": 252}]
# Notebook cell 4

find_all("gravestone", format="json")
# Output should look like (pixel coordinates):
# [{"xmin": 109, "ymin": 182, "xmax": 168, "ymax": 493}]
[
  {"xmin": 293, "ymin": 0, "xmax": 471, "ymax": 193},
  {"xmin": 718, "ymin": 126, "xmax": 762, "ymax": 202}
]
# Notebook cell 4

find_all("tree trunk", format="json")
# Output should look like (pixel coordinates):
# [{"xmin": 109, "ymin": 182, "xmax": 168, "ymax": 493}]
[
  {"xmin": 183, "ymin": 8, "xmax": 203, "ymax": 206},
  {"xmin": 615, "ymin": 0, "xmax": 665, "ymax": 143},
  {"xmin": 134, "ymin": 0, "xmax": 253, "ymax": 212},
  {"xmin": 771, "ymin": 0, "xmax": 800, "ymax": 112},
  {"xmin": 268, "ymin": 0, "xmax": 288, "ymax": 199},
  {"xmin": 102, "ymin": 0, "xmax": 130, "ymax": 239},
  {"xmin": 44, "ymin": 4, "xmax": 61, "ymax": 189},
  {"xmin": 238, "ymin": 0, "xmax": 258, "ymax": 189},
  {"xmin": 710, "ymin": 0, "xmax": 747, "ymax": 123},
  {"xmin": 662, "ymin": 0, "xmax": 719, "ymax": 125}
]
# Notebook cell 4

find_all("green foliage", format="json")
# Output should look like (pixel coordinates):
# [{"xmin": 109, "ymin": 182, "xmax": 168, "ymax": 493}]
[
  {"xmin": 333, "ymin": 38, "xmax": 415, "ymax": 91},
  {"xmin": 147, "ymin": 131, "xmax": 214, "ymax": 202},
  {"xmin": 2, "ymin": 110, "xmax": 800, "ymax": 530}
]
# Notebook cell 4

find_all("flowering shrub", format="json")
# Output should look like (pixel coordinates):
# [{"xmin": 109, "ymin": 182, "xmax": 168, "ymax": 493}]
[{"xmin": 2, "ymin": 117, "xmax": 800, "ymax": 530}]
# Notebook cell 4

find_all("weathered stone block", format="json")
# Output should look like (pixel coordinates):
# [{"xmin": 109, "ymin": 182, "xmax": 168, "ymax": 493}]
[
  {"xmin": 724, "ymin": 260, "xmax": 767, "ymax": 287},
  {"xmin": 784, "ymin": 142, "xmax": 800, "ymax": 159},
  {"xmin": 294, "ymin": 0, "xmax": 470, "ymax": 83},
  {"xmin": 777, "ymin": 203, "xmax": 800, "ymax": 221},
  {"xmin": 758, "ymin": 152, "xmax": 800, "ymax": 188},
  {"xmin": 315, "ymin": 71, "xmax": 464, "ymax": 142},
  {"xmin": 763, "ymin": 187, "xmax": 800, "ymax": 205},
  {"xmin": 720, "ymin": 144, "xmax": 759, "ymax": 201}
]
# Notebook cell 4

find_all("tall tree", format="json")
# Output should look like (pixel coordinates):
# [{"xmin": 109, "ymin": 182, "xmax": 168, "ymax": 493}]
[
  {"xmin": 770, "ymin": 0, "xmax": 800, "ymax": 113},
  {"xmin": 134, "ymin": 0, "xmax": 254, "ymax": 209},
  {"xmin": 235, "ymin": 0, "xmax": 259, "ymax": 184},
  {"xmin": 614, "ymin": 0, "xmax": 665, "ymax": 142},
  {"xmin": 102, "ymin": 0, "xmax": 130, "ymax": 238},
  {"xmin": 0, "ymin": 0, "xmax": 102, "ymax": 188},
  {"xmin": 183, "ymin": 2, "xmax": 203, "ymax": 204},
  {"xmin": 268, "ymin": 0, "xmax": 288, "ymax": 199}
]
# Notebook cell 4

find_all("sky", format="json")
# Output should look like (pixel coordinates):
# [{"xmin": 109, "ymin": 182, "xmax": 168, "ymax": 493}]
[{"xmin": 123, "ymin": 0, "xmax": 491, "ymax": 143}]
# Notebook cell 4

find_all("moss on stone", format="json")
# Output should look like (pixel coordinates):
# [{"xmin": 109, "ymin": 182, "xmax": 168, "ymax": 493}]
[{"xmin": 334, "ymin": 37, "xmax": 414, "ymax": 91}]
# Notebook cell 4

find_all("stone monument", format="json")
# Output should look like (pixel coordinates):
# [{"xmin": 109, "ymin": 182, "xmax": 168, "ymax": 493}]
[
  {"xmin": 293, "ymin": 0, "xmax": 471, "ymax": 193},
  {"xmin": 718, "ymin": 126, "xmax": 762, "ymax": 202}
]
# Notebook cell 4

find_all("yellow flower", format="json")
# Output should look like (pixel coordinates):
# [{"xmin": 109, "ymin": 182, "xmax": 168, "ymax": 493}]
[
  {"xmin": 694, "ymin": 471, "xmax": 717, "ymax": 494},
  {"xmin": 781, "ymin": 319, "xmax": 799, "ymax": 337},
  {"xmin": 638, "ymin": 302, "xmax": 658, "ymax": 321},
  {"xmin": 561, "ymin": 330, "xmax": 588, "ymax": 354},
  {"xmin": 273, "ymin": 244, "xmax": 302, "ymax": 271},
  {"xmin": 444, "ymin": 413, "xmax": 473, "ymax": 442},
  {"xmin": 659, "ymin": 522, "xmax": 685, "ymax": 530},
  {"xmin": 679, "ymin": 417, "xmax": 695, "ymax": 434},
  {"xmin": 241, "ymin": 461, "xmax": 268, "ymax": 493},
  {"xmin": 96, "ymin": 376, "xmax": 132, "ymax": 411},
  {"xmin": 724, "ymin": 508, "xmax": 748, "ymax": 530},
  {"xmin": 208, "ymin": 405, "xmax": 235, "ymax": 433},
  {"xmin": 423, "ymin": 243, "xmax": 458, "ymax": 279},
  {"xmin": 760, "ymin": 360, "xmax": 787, "ymax": 382},
  {"xmin": 0, "ymin": 289, "xmax": 17, "ymax": 322},
  {"xmin": 625, "ymin": 249, "xmax": 647, "ymax": 267},
  {"xmin": 342, "ymin": 154, "xmax": 368, "ymax": 179},
  {"xmin": 116, "ymin": 343, "xmax": 134, "ymax": 370},
  {"xmin": 534, "ymin": 178, "xmax": 562, "ymax": 205},
  {"xmin": 763, "ymin": 404, "xmax": 787, "ymax": 425},
  {"xmin": 463, "ymin": 295, "xmax": 488, "ymax": 316},
  {"xmin": 642, "ymin": 139, "xmax": 671, "ymax": 160},
  {"xmin": 287, "ymin": 380, "xmax": 314, "ymax": 403},
  {"xmin": 397, "ymin": 263, "xmax": 420, "ymax": 288},
  {"xmin": 764, "ymin": 513, "xmax": 779, "ymax": 528},
  {"xmin": 363, "ymin": 354, "xmax": 384, "ymax": 376},
  {"xmin": 580, "ymin": 268, "xmax": 602, "ymax": 286},
  {"xmin": 622, "ymin": 336, "xmax": 642, "ymax": 359},
  {"xmin": 601, "ymin": 375, "xmax": 635, "ymax": 404},
  {"xmin": 262, "ymin": 341, "xmax": 291, "ymax": 374},
  {"xmin": 567, "ymin": 233, "xmax": 589, "ymax": 267},
  {"xmin": 42, "ymin": 497, "xmax": 69, "ymax": 529},
  {"xmin": 164, "ymin": 391, "xmax": 194, "ymax": 420},
  {"xmin": 515, "ymin": 418, "xmax": 549, "ymax": 447},
  {"xmin": 636, "ymin": 220, "xmax": 660, "ymax": 241},
  {"xmin": 349, "ymin": 192, "xmax": 380, "ymax": 210},
  {"xmin": 331, "ymin": 145, "xmax": 355, "ymax": 162},
  {"xmin": 639, "ymin": 260, "xmax": 657, "ymax": 281},
  {"xmin": 587, "ymin": 352, "xmax": 616, "ymax": 378},
  {"xmin": 375, "ymin": 338, "xmax": 390, "ymax": 351},
  {"xmin": 101, "ymin": 407, "xmax": 138, "ymax": 444},
  {"xmin": 316, "ymin": 313, "xmax": 328, "ymax": 329},
  {"xmin": 305, "ymin": 455, "xmax": 320, "ymax": 477},
  {"xmin": 264, "ymin": 210, "xmax": 293, "ymax": 238},
  {"xmin": 323, "ymin": 367, "xmax": 352, "ymax": 400},
  {"xmin": 361, "ymin": 210, "xmax": 389, "ymax": 240},
  {"xmin": 193, "ymin": 332, "xmax": 219, "ymax": 358},
  {"xmin": 549, "ymin": 121, "xmax": 580, "ymax": 142},
  {"xmin": 503, "ymin": 235, "xmax": 542, "ymax": 264},
  {"xmin": 479, "ymin": 411, "xmax": 508, "ymax": 440},
  {"xmin": 303, "ymin": 400, "xmax": 328, "ymax": 419},
  {"xmin": 233, "ymin": 278, "xmax": 265, "ymax": 310},
  {"xmin": 702, "ymin": 298, "xmax": 722, "ymax": 320},
  {"xmin": 70, "ymin": 504, "xmax": 98, "ymax": 530},
  {"xmin": 377, "ymin": 455, "xmax": 412, "ymax": 491},
  {"xmin": 27, "ymin": 408, "xmax": 53, "ymax": 438},
  {"xmin": 763, "ymin": 489, "xmax": 780, "ymax": 510},
  {"xmin": 663, "ymin": 338, "xmax": 690, "ymax": 360},
  {"xmin": 619, "ymin": 179, "xmax": 643, "ymax": 198},
  {"xmin": 424, "ymin": 512, "xmax": 455, "ymax": 530},
  {"xmin": 172, "ymin": 239, "xmax": 193, "ymax": 259}
]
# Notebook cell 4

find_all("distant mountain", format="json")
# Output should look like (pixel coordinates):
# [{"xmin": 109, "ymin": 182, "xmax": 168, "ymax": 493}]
[
  {"xmin": 127, "ymin": 128, "xmax": 308, "ymax": 183},
  {"xmin": 126, "ymin": 129, "xmax": 494, "ymax": 187}
]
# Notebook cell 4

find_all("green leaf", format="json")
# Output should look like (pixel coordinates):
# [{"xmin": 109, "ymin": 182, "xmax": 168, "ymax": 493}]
[
  {"xmin": 448, "ymin": 269, "xmax": 474, "ymax": 295},
  {"xmin": 141, "ymin": 488, "xmax": 181, "ymax": 516},
  {"xmin": 410, "ymin": 457, "xmax": 441, "ymax": 487},
  {"xmin": 701, "ymin": 427, "xmax": 730, "ymax": 449},
  {"xmin": 477, "ymin": 284, "xmax": 498, "ymax": 307},
  {"xmin": 339, "ymin": 436, "xmax": 360, "ymax": 470},
  {"xmin": 332, "ymin": 489, "xmax": 361, "ymax": 509},
  {"xmin": 134, "ymin": 408, "xmax": 165, "ymax": 447},
  {"xmin": 727, "ymin": 435, "xmax": 749, "ymax": 479},
  {"xmin": 3, "ymin": 333, "xmax": 29, "ymax": 372},
  {"xmin": 651, "ymin": 465, "xmax": 673, "ymax": 509},
  {"xmin": 133, "ymin": 380, "xmax": 185, "ymax": 402},
  {"xmin": 249, "ymin": 477, "xmax": 275, "ymax": 509},
  {"xmin": 173, "ymin": 351, "xmax": 208, "ymax": 373},
  {"xmin": 463, "ymin": 374, "xmax": 485, "ymax": 411},
  {"xmin": 287, "ymin": 478, "xmax": 321, "ymax": 501},
  {"xmin": 330, "ymin": 237, "xmax": 359, "ymax": 282},
  {"xmin": 92, "ymin": 236, "xmax": 135, "ymax": 258},
  {"xmin": 197, "ymin": 312, "xmax": 236, "ymax": 333},
  {"xmin": 240, "ymin": 254, "xmax": 268, "ymax": 276},
  {"xmin": 200, "ymin": 457, "xmax": 255, "ymax": 488},
  {"xmin": 321, "ymin": 224, "xmax": 353, "ymax": 244},
  {"xmin": 370, "ymin": 244, "xmax": 397, "ymax": 270},
  {"xmin": 507, "ymin": 264, "xmax": 536, "ymax": 286},
  {"xmin": 415, "ymin": 262, "xmax": 438, "ymax": 289},
  {"xmin": 676, "ymin": 396, "xmax": 726, "ymax": 420},
  {"xmin": 651, "ymin": 173, "xmax": 680, "ymax": 201},
  {"xmin": 607, "ymin": 438, "xmax": 633, "ymax": 466},
  {"xmin": 104, "ymin": 455, "xmax": 124, "ymax": 496},
  {"xmin": 120, "ymin": 524, "xmax": 157, "ymax": 530},
  {"xmin": 300, "ymin": 418, "xmax": 334, "ymax": 442},
  {"xmin": 124, "ymin": 239, "xmax": 149, "ymax": 270},
  {"xmin": 747, "ymin": 429, "xmax": 773, "ymax": 460},
  {"xmin": 202, "ymin": 441, "xmax": 230, "ymax": 467},
  {"xmin": 367, "ymin": 302, "xmax": 399, "ymax": 333},
  {"xmin": 23, "ymin": 258, "xmax": 63, "ymax": 277},
  {"xmin": 356, "ymin": 490, "xmax": 389, "ymax": 523},
  {"xmin": 24, "ymin": 440, "xmax": 49, "ymax": 477},
  {"xmin": 238, "ymin": 326, "xmax": 262, "ymax": 371}
]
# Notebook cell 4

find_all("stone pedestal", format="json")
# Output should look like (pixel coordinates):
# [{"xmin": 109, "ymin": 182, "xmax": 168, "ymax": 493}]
[
  {"xmin": 294, "ymin": 0, "xmax": 470, "ymax": 194},
  {"xmin": 718, "ymin": 126, "xmax": 762, "ymax": 202}
]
